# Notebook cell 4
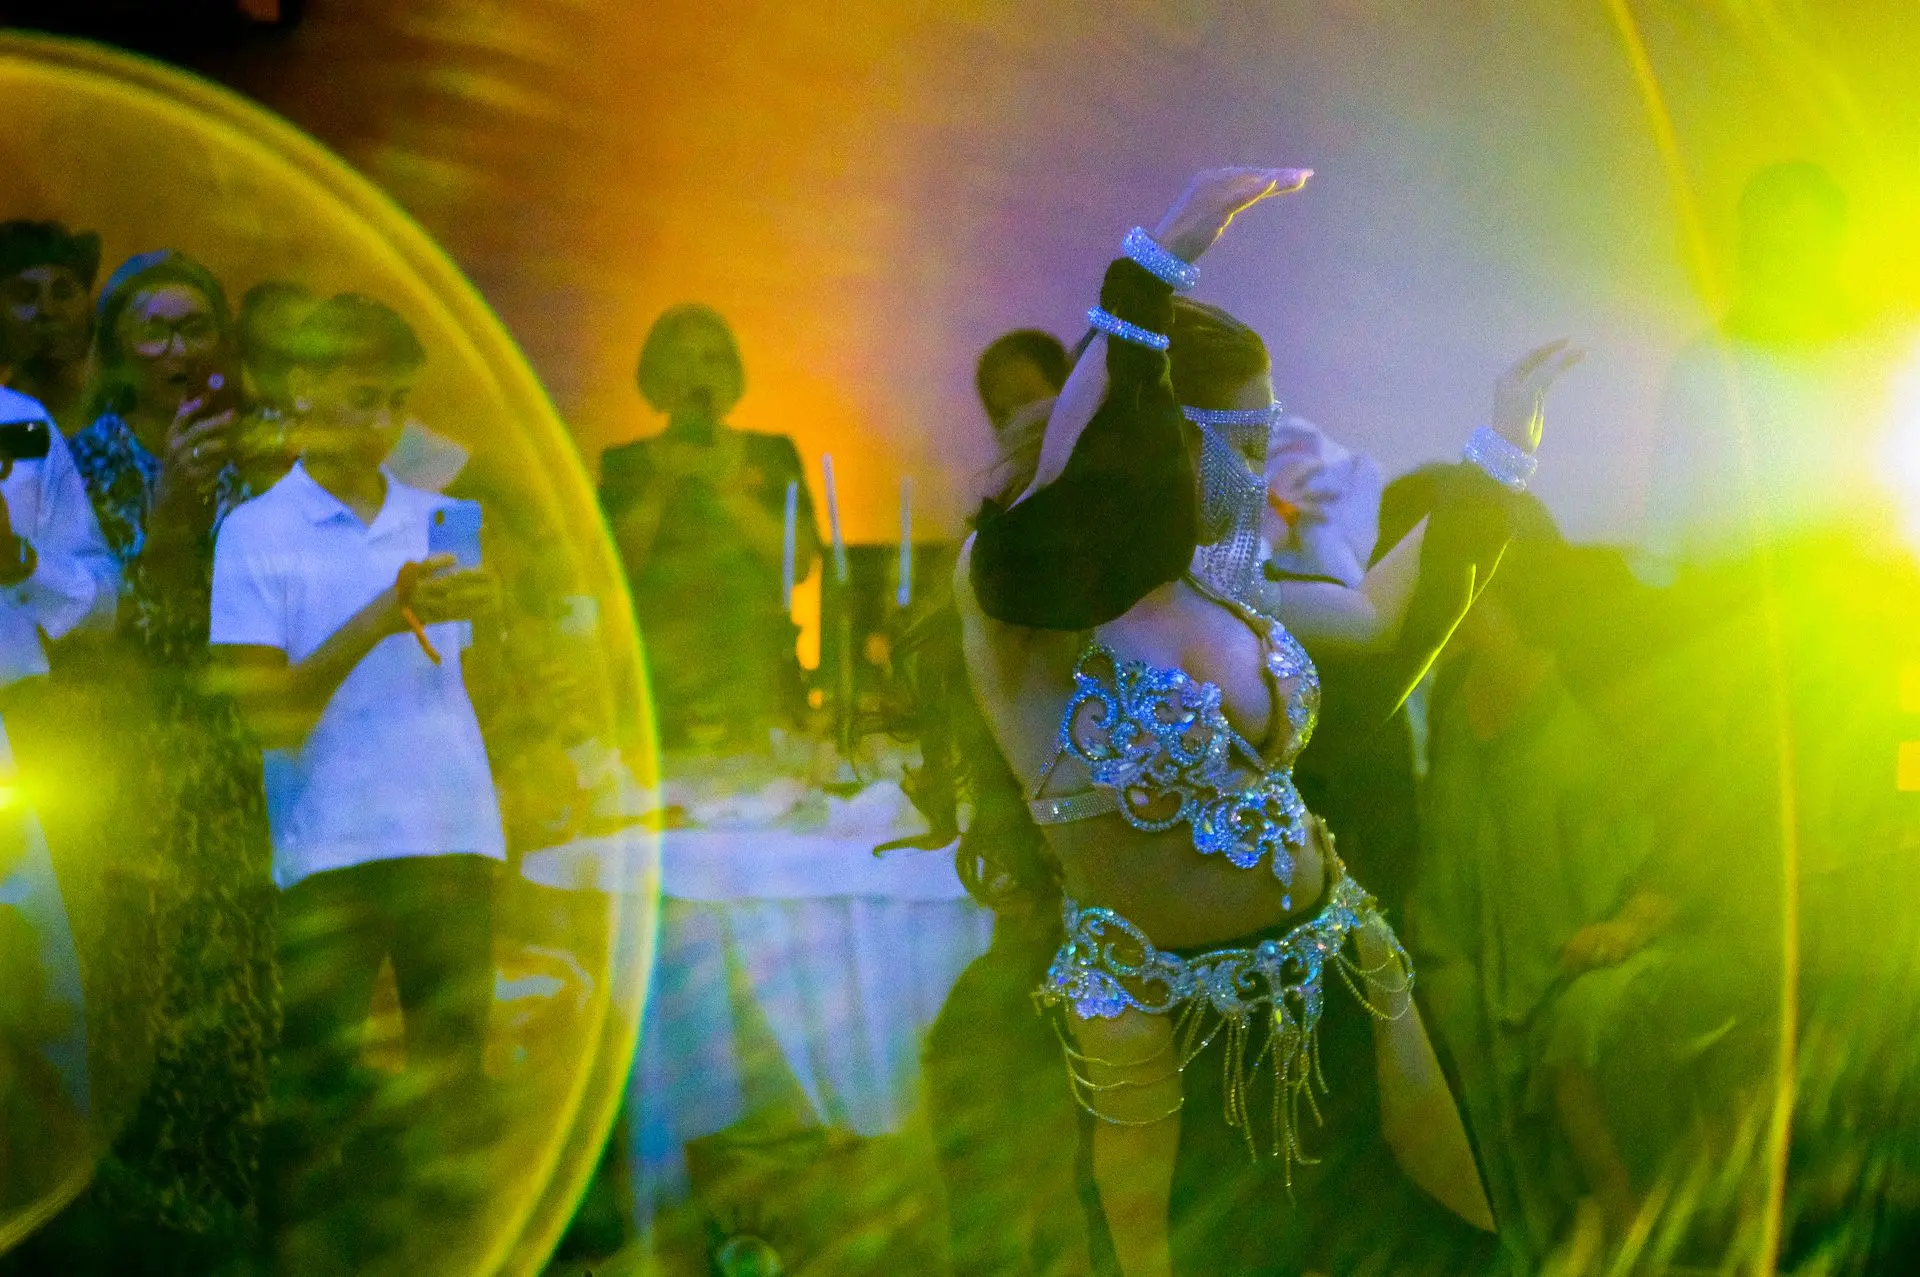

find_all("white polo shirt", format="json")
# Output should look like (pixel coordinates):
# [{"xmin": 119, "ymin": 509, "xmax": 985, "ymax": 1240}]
[{"xmin": 210, "ymin": 462, "xmax": 505, "ymax": 889}]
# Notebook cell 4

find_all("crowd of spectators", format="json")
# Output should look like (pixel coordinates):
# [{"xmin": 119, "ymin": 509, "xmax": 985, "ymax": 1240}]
[{"xmin": 0, "ymin": 219, "xmax": 602, "ymax": 1277}]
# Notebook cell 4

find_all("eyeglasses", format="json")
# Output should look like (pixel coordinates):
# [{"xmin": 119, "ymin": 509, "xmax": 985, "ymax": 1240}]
[{"xmin": 126, "ymin": 313, "xmax": 220, "ymax": 357}]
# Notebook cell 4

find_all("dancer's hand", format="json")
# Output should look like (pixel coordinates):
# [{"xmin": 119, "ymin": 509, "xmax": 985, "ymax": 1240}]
[
  {"xmin": 1491, "ymin": 338, "xmax": 1584, "ymax": 454},
  {"xmin": 1151, "ymin": 166, "xmax": 1312, "ymax": 264}
]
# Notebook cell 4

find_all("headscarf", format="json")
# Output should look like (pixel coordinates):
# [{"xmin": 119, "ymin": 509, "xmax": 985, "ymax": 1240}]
[{"xmin": 87, "ymin": 250, "xmax": 233, "ymax": 419}]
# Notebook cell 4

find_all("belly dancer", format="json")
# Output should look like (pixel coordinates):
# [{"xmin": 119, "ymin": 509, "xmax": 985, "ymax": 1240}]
[{"xmin": 954, "ymin": 167, "xmax": 1581, "ymax": 1275}]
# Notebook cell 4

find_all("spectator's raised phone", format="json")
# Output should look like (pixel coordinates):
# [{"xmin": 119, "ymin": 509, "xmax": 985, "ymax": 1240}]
[
  {"xmin": 0, "ymin": 417, "xmax": 51, "ymax": 462},
  {"xmin": 429, "ymin": 498, "xmax": 483, "ymax": 569}
]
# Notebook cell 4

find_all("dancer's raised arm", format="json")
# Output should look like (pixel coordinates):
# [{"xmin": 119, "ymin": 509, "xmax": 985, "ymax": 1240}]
[{"xmin": 967, "ymin": 167, "xmax": 1309, "ymax": 631}]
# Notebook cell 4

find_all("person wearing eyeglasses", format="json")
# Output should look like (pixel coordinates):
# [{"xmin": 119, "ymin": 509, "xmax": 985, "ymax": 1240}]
[{"xmin": 48, "ymin": 251, "xmax": 279, "ymax": 1272}]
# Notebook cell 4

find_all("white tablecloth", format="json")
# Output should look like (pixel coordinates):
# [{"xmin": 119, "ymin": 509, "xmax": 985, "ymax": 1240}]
[
  {"xmin": 634, "ymin": 833, "xmax": 991, "ymax": 1232},
  {"xmin": 524, "ymin": 824, "xmax": 994, "ymax": 1234}
]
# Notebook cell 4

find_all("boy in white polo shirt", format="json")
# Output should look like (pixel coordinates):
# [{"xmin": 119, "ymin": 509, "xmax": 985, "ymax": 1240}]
[{"xmin": 209, "ymin": 296, "xmax": 503, "ymax": 1162}]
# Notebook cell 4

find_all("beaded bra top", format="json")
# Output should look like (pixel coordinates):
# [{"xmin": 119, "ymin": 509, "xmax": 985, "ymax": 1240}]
[{"xmin": 1027, "ymin": 577, "xmax": 1321, "ymax": 891}]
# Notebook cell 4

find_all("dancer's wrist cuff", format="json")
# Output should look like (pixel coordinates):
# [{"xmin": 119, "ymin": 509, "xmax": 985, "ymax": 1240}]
[
  {"xmin": 1088, "ymin": 305, "xmax": 1171, "ymax": 352},
  {"xmin": 1123, "ymin": 226, "xmax": 1199, "ymax": 292},
  {"xmin": 1463, "ymin": 426, "xmax": 1536, "ymax": 492}
]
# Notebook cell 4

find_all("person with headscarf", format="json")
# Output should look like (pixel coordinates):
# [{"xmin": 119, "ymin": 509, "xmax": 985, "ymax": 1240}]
[
  {"xmin": 0, "ymin": 220, "xmax": 102, "ymax": 435},
  {"xmin": 17, "ymin": 250, "xmax": 279, "ymax": 1275},
  {"xmin": 72, "ymin": 251, "xmax": 259, "ymax": 608}
]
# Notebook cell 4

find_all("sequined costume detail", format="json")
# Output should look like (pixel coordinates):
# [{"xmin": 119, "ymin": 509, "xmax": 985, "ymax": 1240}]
[
  {"xmin": 1028, "ymin": 577, "xmax": 1321, "ymax": 888},
  {"xmin": 1036, "ymin": 856, "xmax": 1412, "ymax": 1173}
]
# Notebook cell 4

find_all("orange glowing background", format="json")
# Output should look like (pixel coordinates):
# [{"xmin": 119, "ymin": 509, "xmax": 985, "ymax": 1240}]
[{"xmin": 196, "ymin": 0, "xmax": 1917, "ymax": 550}]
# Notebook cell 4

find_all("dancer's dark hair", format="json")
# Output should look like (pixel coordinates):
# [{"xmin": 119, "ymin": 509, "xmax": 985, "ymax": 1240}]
[
  {"xmin": 1167, "ymin": 297, "xmax": 1269, "ymax": 412},
  {"xmin": 890, "ymin": 576, "xmax": 1060, "ymax": 916},
  {"xmin": 897, "ymin": 291, "xmax": 1267, "ymax": 914}
]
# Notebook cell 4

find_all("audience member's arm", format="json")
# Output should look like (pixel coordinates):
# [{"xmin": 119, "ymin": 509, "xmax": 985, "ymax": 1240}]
[
  {"xmin": 211, "ymin": 524, "xmax": 495, "ymax": 748},
  {"xmin": 743, "ymin": 436, "xmax": 821, "ymax": 575},
  {"xmin": 713, "ymin": 458, "xmax": 792, "ymax": 568},
  {"xmin": 215, "ymin": 598, "xmax": 399, "ymax": 751},
  {"xmin": 1255, "ymin": 519, "xmax": 1430, "ymax": 653},
  {"xmin": 1561, "ymin": 888, "xmax": 1678, "ymax": 971},
  {"xmin": 604, "ymin": 442, "xmax": 711, "ymax": 572},
  {"xmin": 610, "ymin": 437, "xmax": 817, "ymax": 577},
  {"xmin": 610, "ymin": 476, "xmax": 670, "ymax": 575},
  {"xmin": 20, "ymin": 430, "xmax": 119, "ymax": 640}
]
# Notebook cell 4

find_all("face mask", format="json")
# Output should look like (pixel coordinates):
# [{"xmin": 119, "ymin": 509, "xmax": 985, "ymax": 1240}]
[
  {"xmin": 1198, "ymin": 423, "xmax": 1265, "ymax": 541},
  {"xmin": 1187, "ymin": 405, "xmax": 1280, "ymax": 602}
]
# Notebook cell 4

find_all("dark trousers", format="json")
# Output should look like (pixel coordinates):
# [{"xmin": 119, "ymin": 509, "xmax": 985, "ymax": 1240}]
[
  {"xmin": 276, "ymin": 853, "xmax": 496, "ymax": 1105},
  {"xmin": 265, "ymin": 854, "xmax": 495, "ymax": 1271}
]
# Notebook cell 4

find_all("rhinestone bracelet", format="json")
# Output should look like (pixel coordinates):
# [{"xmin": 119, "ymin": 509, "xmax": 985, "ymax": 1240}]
[
  {"xmin": 1463, "ymin": 425, "xmax": 1538, "ymax": 493},
  {"xmin": 1181, "ymin": 406, "xmax": 1281, "ymax": 428},
  {"xmin": 1123, "ymin": 226, "xmax": 1200, "ymax": 292},
  {"xmin": 1087, "ymin": 305, "xmax": 1171, "ymax": 352}
]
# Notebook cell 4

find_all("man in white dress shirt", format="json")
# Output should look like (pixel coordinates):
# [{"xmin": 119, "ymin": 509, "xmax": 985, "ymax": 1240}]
[
  {"xmin": 0, "ymin": 383, "xmax": 118, "ymax": 1183},
  {"xmin": 1638, "ymin": 165, "xmax": 1920, "ymax": 1267},
  {"xmin": 1640, "ymin": 161, "xmax": 1904, "ymax": 572}
]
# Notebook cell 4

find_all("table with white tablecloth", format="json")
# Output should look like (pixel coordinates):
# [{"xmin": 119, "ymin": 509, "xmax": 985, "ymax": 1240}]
[
  {"xmin": 630, "ymin": 831, "xmax": 991, "ymax": 1230},
  {"xmin": 521, "ymin": 775, "xmax": 995, "ymax": 1241}
]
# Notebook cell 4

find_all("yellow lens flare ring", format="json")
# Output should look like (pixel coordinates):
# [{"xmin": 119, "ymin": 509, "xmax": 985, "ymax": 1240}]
[{"xmin": 0, "ymin": 32, "xmax": 659, "ymax": 1273}]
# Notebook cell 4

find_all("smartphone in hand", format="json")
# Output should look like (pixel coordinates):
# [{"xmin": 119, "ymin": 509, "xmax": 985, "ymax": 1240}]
[
  {"xmin": 199, "ymin": 370, "xmax": 242, "ymax": 419},
  {"xmin": 0, "ymin": 418, "xmax": 51, "ymax": 463},
  {"xmin": 428, "ymin": 499, "xmax": 483, "ymax": 570}
]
